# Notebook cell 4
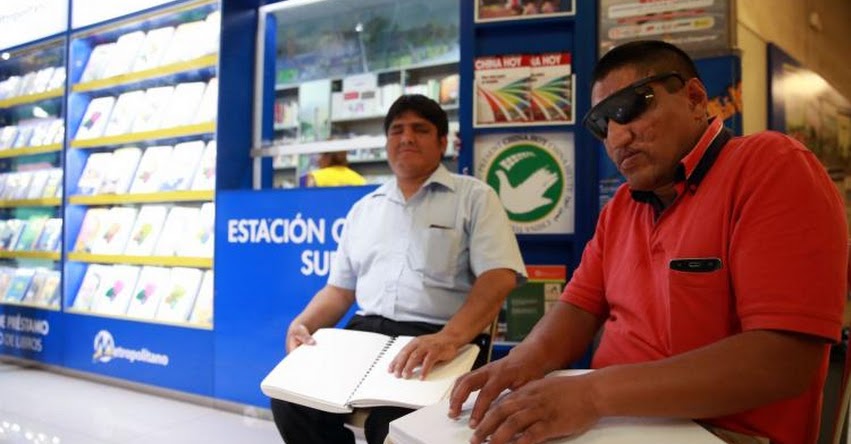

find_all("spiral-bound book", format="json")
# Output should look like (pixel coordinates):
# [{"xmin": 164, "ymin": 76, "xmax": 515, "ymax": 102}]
[{"xmin": 260, "ymin": 328, "xmax": 480, "ymax": 414}]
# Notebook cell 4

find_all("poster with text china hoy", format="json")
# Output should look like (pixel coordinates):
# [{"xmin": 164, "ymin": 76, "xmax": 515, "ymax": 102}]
[{"xmin": 474, "ymin": 53, "xmax": 574, "ymax": 128}]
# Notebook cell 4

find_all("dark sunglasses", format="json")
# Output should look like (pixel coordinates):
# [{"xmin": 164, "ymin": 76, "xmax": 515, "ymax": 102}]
[{"xmin": 582, "ymin": 71, "xmax": 685, "ymax": 140}]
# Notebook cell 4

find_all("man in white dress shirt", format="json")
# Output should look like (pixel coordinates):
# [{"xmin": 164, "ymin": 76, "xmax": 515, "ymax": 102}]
[{"xmin": 271, "ymin": 94, "xmax": 527, "ymax": 444}]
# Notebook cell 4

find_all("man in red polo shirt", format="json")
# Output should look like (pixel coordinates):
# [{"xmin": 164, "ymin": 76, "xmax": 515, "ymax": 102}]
[{"xmin": 449, "ymin": 40, "xmax": 847, "ymax": 444}]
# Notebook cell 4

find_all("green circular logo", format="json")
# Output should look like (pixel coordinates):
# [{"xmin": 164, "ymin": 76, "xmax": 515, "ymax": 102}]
[{"xmin": 485, "ymin": 142, "xmax": 564, "ymax": 223}]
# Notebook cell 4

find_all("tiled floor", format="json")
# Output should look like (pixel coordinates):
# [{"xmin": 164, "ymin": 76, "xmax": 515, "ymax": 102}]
[{"xmin": 0, "ymin": 361, "xmax": 284, "ymax": 444}]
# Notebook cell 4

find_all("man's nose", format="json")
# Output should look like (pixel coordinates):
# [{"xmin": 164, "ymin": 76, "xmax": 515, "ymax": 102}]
[{"xmin": 605, "ymin": 120, "xmax": 634, "ymax": 149}]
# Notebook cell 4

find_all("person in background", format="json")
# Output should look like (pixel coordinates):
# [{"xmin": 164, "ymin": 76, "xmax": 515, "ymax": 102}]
[
  {"xmin": 449, "ymin": 39, "xmax": 847, "ymax": 444},
  {"xmin": 271, "ymin": 94, "xmax": 526, "ymax": 444},
  {"xmin": 304, "ymin": 150, "xmax": 366, "ymax": 187}
]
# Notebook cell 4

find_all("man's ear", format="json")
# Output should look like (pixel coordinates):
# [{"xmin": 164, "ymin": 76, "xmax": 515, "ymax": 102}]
[
  {"xmin": 686, "ymin": 78, "xmax": 709, "ymax": 117},
  {"xmin": 439, "ymin": 135, "xmax": 448, "ymax": 155}
]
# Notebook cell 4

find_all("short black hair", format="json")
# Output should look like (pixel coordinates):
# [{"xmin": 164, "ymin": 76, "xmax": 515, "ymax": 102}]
[
  {"xmin": 592, "ymin": 40, "xmax": 700, "ymax": 85},
  {"xmin": 384, "ymin": 94, "xmax": 449, "ymax": 138}
]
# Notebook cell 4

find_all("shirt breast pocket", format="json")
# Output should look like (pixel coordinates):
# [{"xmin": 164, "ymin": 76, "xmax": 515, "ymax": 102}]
[
  {"xmin": 667, "ymin": 261, "xmax": 732, "ymax": 353},
  {"xmin": 407, "ymin": 217, "xmax": 462, "ymax": 288}
]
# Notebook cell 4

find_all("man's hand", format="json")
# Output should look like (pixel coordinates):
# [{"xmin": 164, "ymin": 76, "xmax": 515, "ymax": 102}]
[
  {"xmin": 448, "ymin": 353, "xmax": 544, "ymax": 427},
  {"xmin": 285, "ymin": 323, "xmax": 316, "ymax": 353},
  {"xmin": 467, "ymin": 375, "xmax": 600, "ymax": 444},
  {"xmin": 387, "ymin": 332, "xmax": 461, "ymax": 379}
]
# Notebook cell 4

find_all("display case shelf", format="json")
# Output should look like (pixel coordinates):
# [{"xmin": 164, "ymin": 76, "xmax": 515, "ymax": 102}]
[
  {"xmin": 0, "ymin": 300, "xmax": 60, "ymax": 311},
  {"xmin": 254, "ymin": 135, "xmax": 387, "ymax": 158},
  {"xmin": 70, "ymin": 122, "xmax": 215, "ymax": 148},
  {"xmin": 0, "ymin": 88, "xmax": 64, "ymax": 108},
  {"xmin": 0, "ymin": 198, "xmax": 62, "ymax": 208},
  {"xmin": 71, "ymin": 54, "xmax": 218, "ymax": 93},
  {"xmin": 67, "ymin": 252, "xmax": 212, "ymax": 268},
  {"xmin": 68, "ymin": 190, "xmax": 214, "ymax": 205},
  {"xmin": 64, "ymin": 309, "xmax": 213, "ymax": 331},
  {"xmin": 0, "ymin": 250, "xmax": 60, "ymax": 261},
  {"xmin": 0, "ymin": 144, "xmax": 63, "ymax": 158}
]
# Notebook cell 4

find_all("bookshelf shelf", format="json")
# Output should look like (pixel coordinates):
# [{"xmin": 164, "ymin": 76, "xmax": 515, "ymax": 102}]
[
  {"xmin": 67, "ymin": 252, "xmax": 213, "ymax": 268},
  {"xmin": 0, "ymin": 250, "xmax": 60, "ymax": 261},
  {"xmin": 69, "ymin": 190, "xmax": 214, "ymax": 205},
  {"xmin": 0, "ymin": 300, "xmax": 60, "ymax": 311},
  {"xmin": 0, "ymin": 144, "xmax": 63, "ymax": 158},
  {"xmin": 72, "ymin": 54, "xmax": 218, "ymax": 93},
  {"xmin": 70, "ymin": 122, "xmax": 216, "ymax": 148},
  {"xmin": 0, "ymin": 88, "xmax": 64, "ymax": 108},
  {"xmin": 64, "ymin": 309, "xmax": 213, "ymax": 331},
  {"xmin": 0, "ymin": 198, "xmax": 62, "ymax": 208}
]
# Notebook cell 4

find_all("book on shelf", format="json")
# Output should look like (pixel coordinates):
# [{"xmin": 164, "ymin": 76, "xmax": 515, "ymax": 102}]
[
  {"xmin": 22, "ymin": 268, "xmax": 50, "ymax": 305},
  {"xmin": 189, "ymin": 269, "xmax": 213, "ymax": 327},
  {"xmin": 72, "ymin": 264, "xmax": 112, "ymax": 311},
  {"xmin": 28, "ymin": 121, "xmax": 49, "ymax": 146},
  {"xmin": 14, "ymin": 218, "xmax": 46, "ymax": 251},
  {"xmin": 152, "ymin": 206, "xmax": 198, "ymax": 256},
  {"xmin": 160, "ymin": 20, "xmax": 208, "ymax": 65},
  {"xmin": 162, "ymin": 82, "xmax": 206, "ymax": 128},
  {"xmin": 49, "ymin": 119, "xmax": 65, "ymax": 145},
  {"xmin": 190, "ymin": 141, "xmax": 216, "ymax": 191},
  {"xmin": 34, "ymin": 218, "xmax": 62, "ymax": 252},
  {"xmin": 75, "ymin": 96, "xmax": 116, "ymax": 140},
  {"xmin": 41, "ymin": 169, "xmax": 62, "ymax": 199},
  {"xmin": 123, "ymin": 205, "xmax": 168, "ymax": 256},
  {"xmin": 90, "ymin": 264, "xmax": 140, "ymax": 316},
  {"xmin": 80, "ymin": 43, "xmax": 117, "ymax": 83},
  {"xmin": 474, "ymin": 54, "xmax": 532, "ymax": 126},
  {"xmin": 90, "ymin": 206, "xmax": 139, "ymax": 255},
  {"xmin": 8, "ymin": 171, "xmax": 33, "ymax": 200},
  {"xmin": 130, "ymin": 86, "xmax": 175, "ymax": 134},
  {"xmin": 528, "ymin": 52, "xmax": 573, "ymax": 123},
  {"xmin": 17, "ymin": 72, "xmax": 37, "ymax": 96},
  {"xmin": 500, "ymin": 265, "xmax": 567, "ymax": 342},
  {"xmin": 0, "ymin": 219, "xmax": 24, "ymax": 250},
  {"xmin": 159, "ymin": 140, "xmax": 204, "ymax": 191},
  {"xmin": 202, "ymin": 11, "xmax": 220, "ymax": 56},
  {"xmin": 31, "ymin": 67, "xmax": 55, "ymax": 94},
  {"xmin": 103, "ymin": 90, "xmax": 146, "ymax": 137},
  {"xmin": 76, "ymin": 152, "xmax": 113, "ymax": 195},
  {"xmin": 101, "ymin": 31, "xmax": 146, "ymax": 79},
  {"xmin": 30, "ymin": 270, "xmax": 60, "ymax": 308},
  {"xmin": 73, "ymin": 208, "xmax": 109, "ymax": 253},
  {"xmin": 0, "ymin": 126, "xmax": 18, "ymax": 149},
  {"xmin": 99, "ymin": 146, "xmax": 142, "ymax": 194},
  {"xmin": 261, "ymin": 328, "xmax": 480, "ymax": 414},
  {"xmin": 47, "ymin": 67, "xmax": 65, "ymax": 91},
  {"xmin": 12, "ymin": 126, "xmax": 34, "ymax": 148},
  {"xmin": 125, "ymin": 266, "xmax": 171, "ymax": 320},
  {"xmin": 24, "ymin": 169, "xmax": 50, "ymax": 200},
  {"xmin": 4, "ymin": 268, "xmax": 35, "ymax": 303},
  {"xmin": 177, "ymin": 202, "xmax": 214, "ymax": 258},
  {"xmin": 387, "ymin": 369, "xmax": 724, "ymax": 444},
  {"xmin": 0, "ymin": 267, "xmax": 13, "ymax": 299},
  {"xmin": 132, "ymin": 26, "xmax": 175, "ymax": 72},
  {"xmin": 128, "ymin": 145, "xmax": 173, "ymax": 194},
  {"xmin": 193, "ymin": 78, "xmax": 218, "ymax": 124},
  {"xmin": 154, "ymin": 266, "xmax": 202, "ymax": 322}
]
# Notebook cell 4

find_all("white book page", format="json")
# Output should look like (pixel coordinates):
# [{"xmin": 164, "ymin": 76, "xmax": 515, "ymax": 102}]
[
  {"xmin": 260, "ymin": 328, "xmax": 392, "ymax": 414},
  {"xmin": 351, "ymin": 339, "xmax": 479, "ymax": 409}
]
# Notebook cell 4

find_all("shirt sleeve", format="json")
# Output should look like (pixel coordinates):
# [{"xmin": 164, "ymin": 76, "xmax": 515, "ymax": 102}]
[
  {"xmin": 468, "ymin": 185, "xmax": 527, "ymax": 283},
  {"xmin": 326, "ymin": 203, "xmax": 359, "ymax": 290},
  {"xmin": 561, "ymin": 201, "xmax": 610, "ymax": 318}
]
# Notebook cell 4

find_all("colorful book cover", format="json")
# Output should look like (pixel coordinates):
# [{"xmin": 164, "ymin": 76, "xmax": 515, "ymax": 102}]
[
  {"xmin": 189, "ymin": 269, "xmax": 213, "ymax": 327},
  {"xmin": 33, "ymin": 270, "xmax": 60, "ymax": 308},
  {"xmin": 34, "ymin": 218, "xmax": 62, "ymax": 252},
  {"xmin": 474, "ymin": 54, "xmax": 532, "ymax": 126},
  {"xmin": 162, "ymin": 82, "xmax": 205, "ymax": 128},
  {"xmin": 14, "ymin": 218, "xmax": 46, "ymax": 251},
  {"xmin": 505, "ymin": 265, "xmax": 567, "ymax": 341},
  {"xmin": 130, "ymin": 86, "xmax": 174, "ymax": 134},
  {"xmin": 132, "ymin": 26, "xmax": 175, "ymax": 72},
  {"xmin": 190, "ymin": 141, "xmax": 216, "ymax": 191},
  {"xmin": 129, "ymin": 145, "xmax": 173, "ymax": 194},
  {"xmin": 159, "ymin": 140, "xmax": 203, "ymax": 191},
  {"xmin": 101, "ymin": 31, "xmax": 146, "ymax": 79},
  {"xmin": 75, "ymin": 96, "xmax": 116, "ymax": 140},
  {"xmin": 125, "ymin": 266, "xmax": 171, "ymax": 320},
  {"xmin": 528, "ymin": 52, "xmax": 573, "ymax": 123},
  {"xmin": 0, "ymin": 219, "xmax": 23, "ymax": 250},
  {"xmin": 153, "ymin": 206, "xmax": 198, "ymax": 256},
  {"xmin": 178, "ymin": 202, "xmax": 214, "ymax": 258},
  {"xmin": 155, "ymin": 267, "xmax": 202, "ymax": 323},
  {"xmin": 72, "ymin": 264, "xmax": 111, "ymax": 311},
  {"xmin": 90, "ymin": 206, "xmax": 138, "ymax": 255},
  {"xmin": 103, "ymin": 90, "xmax": 146, "ymax": 137},
  {"xmin": 41, "ymin": 168, "xmax": 62, "ymax": 199},
  {"xmin": 4, "ymin": 268, "xmax": 35, "ymax": 302},
  {"xmin": 80, "ymin": 43, "xmax": 117, "ymax": 83},
  {"xmin": 90, "ymin": 264, "xmax": 140, "ymax": 316},
  {"xmin": 73, "ymin": 208, "xmax": 109, "ymax": 252},
  {"xmin": 22, "ymin": 268, "xmax": 51, "ymax": 305},
  {"xmin": 0, "ymin": 266, "xmax": 15, "ymax": 299},
  {"xmin": 99, "ymin": 146, "xmax": 142, "ymax": 194},
  {"xmin": 193, "ymin": 77, "xmax": 218, "ymax": 124},
  {"xmin": 76, "ymin": 152, "xmax": 113, "ymax": 195},
  {"xmin": 123, "ymin": 205, "xmax": 167, "ymax": 256}
]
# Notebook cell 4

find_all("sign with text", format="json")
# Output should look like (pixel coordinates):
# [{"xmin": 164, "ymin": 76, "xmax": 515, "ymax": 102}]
[
  {"xmin": 0, "ymin": 0, "xmax": 67, "ymax": 51},
  {"xmin": 0, "ymin": 306, "xmax": 63, "ymax": 365}
]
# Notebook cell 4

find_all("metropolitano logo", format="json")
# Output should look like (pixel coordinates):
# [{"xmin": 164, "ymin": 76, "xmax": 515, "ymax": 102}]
[
  {"xmin": 91, "ymin": 330, "xmax": 170, "ymax": 366},
  {"xmin": 477, "ymin": 133, "xmax": 575, "ymax": 234}
]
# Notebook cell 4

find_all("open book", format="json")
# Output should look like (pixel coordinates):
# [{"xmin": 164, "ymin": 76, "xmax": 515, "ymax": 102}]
[
  {"xmin": 260, "ymin": 328, "xmax": 480, "ymax": 414},
  {"xmin": 389, "ymin": 370, "xmax": 724, "ymax": 444}
]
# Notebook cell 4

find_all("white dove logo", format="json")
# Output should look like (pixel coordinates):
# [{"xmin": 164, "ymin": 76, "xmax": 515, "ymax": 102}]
[{"xmin": 495, "ymin": 167, "xmax": 559, "ymax": 214}]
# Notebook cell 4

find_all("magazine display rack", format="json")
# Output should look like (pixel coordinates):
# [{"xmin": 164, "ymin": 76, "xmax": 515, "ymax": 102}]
[
  {"xmin": 0, "ymin": 36, "xmax": 66, "ymax": 311},
  {"xmin": 63, "ymin": 0, "xmax": 218, "ymax": 330}
]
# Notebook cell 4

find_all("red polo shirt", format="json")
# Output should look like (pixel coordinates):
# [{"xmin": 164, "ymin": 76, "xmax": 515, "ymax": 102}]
[{"xmin": 563, "ymin": 119, "xmax": 847, "ymax": 444}]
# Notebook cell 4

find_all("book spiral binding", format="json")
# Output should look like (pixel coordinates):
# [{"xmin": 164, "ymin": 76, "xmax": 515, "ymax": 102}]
[{"xmin": 345, "ymin": 336, "xmax": 397, "ymax": 405}]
